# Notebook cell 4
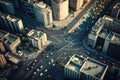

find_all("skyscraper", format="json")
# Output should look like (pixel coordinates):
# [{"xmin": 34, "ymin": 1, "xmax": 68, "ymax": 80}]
[
  {"xmin": 0, "ymin": 0, "xmax": 15, "ymax": 14},
  {"xmin": 27, "ymin": 29, "xmax": 47, "ymax": 49},
  {"xmin": 34, "ymin": 1, "xmax": 53, "ymax": 26},
  {"xmin": 69, "ymin": 0, "xmax": 84, "ymax": 11},
  {"xmin": 0, "ymin": 14, "xmax": 24, "ymax": 34},
  {"xmin": 51, "ymin": 0, "xmax": 69, "ymax": 20},
  {"xmin": 0, "ymin": 54, "xmax": 7, "ymax": 68}
]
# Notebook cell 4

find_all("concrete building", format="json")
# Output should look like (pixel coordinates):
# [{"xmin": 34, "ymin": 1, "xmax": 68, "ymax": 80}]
[
  {"xmin": 95, "ymin": 29, "xmax": 109, "ymax": 52},
  {"xmin": 106, "ymin": 33, "xmax": 120, "ymax": 61},
  {"xmin": 5, "ymin": 52, "xmax": 21, "ymax": 64},
  {"xmin": 0, "ymin": 41, "xmax": 6, "ymax": 53},
  {"xmin": 0, "ymin": 0, "xmax": 15, "ymax": 14},
  {"xmin": 87, "ymin": 18, "xmax": 105, "ymax": 48},
  {"xmin": 10, "ymin": 0, "xmax": 20, "ymax": 8},
  {"xmin": 64, "ymin": 54, "xmax": 108, "ymax": 80},
  {"xmin": 51, "ymin": 0, "xmax": 69, "ymax": 20},
  {"xmin": 0, "ymin": 14, "xmax": 24, "ymax": 34},
  {"xmin": 87, "ymin": 15, "xmax": 120, "ymax": 61},
  {"xmin": 34, "ymin": 1, "xmax": 53, "ymax": 26},
  {"xmin": 111, "ymin": 2, "xmax": 120, "ymax": 19},
  {"xmin": 0, "ymin": 54, "xmax": 7, "ymax": 68},
  {"xmin": 0, "ymin": 30, "xmax": 21, "ymax": 53},
  {"xmin": 27, "ymin": 29, "xmax": 47, "ymax": 49},
  {"xmin": 69, "ymin": 0, "xmax": 84, "ymax": 11}
]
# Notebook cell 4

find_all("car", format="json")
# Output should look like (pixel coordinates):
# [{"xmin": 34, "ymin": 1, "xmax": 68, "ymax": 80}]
[
  {"xmin": 50, "ymin": 59, "xmax": 54, "ymax": 63},
  {"xmin": 37, "ymin": 69, "xmax": 40, "ymax": 72},
  {"xmin": 26, "ymin": 68, "xmax": 29, "ymax": 71},
  {"xmin": 45, "ymin": 69, "xmax": 47, "ymax": 72},
  {"xmin": 63, "ymin": 52, "xmax": 66, "ymax": 55},
  {"xmin": 33, "ymin": 72, "xmax": 37, "ymax": 75},
  {"xmin": 31, "ymin": 66, "xmax": 34, "ymax": 69},
  {"xmin": 100, "ymin": 57, "xmax": 103, "ymax": 59},
  {"xmin": 53, "ymin": 64, "xmax": 55, "ymax": 66},
  {"xmin": 40, "ymin": 73, "xmax": 43, "ymax": 76},
  {"xmin": 48, "ymin": 62, "xmax": 51, "ymax": 64},
  {"xmin": 50, "ymin": 52, "xmax": 53, "ymax": 55},
  {"xmin": 34, "ymin": 59, "xmax": 37, "ymax": 62},
  {"xmin": 32, "ymin": 63, "xmax": 35, "ymax": 66},
  {"xmin": 40, "ymin": 65, "xmax": 43, "ymax": 69},
  {"xmin": 47, "ymin": 55, "xmax": 49, "ymax": 58}
]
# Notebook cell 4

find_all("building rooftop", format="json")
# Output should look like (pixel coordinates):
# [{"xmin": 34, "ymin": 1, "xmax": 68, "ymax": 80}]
[
  {"xmin": 113, "ymin": 2, "xmax": 120, "ymax": 10},
  {"xmin": 111, "ymin": 33, "xmax": 120, "ymax": 44},
  {"xmin": 0, "ymin": 30, "xmax": 16, "ymax": 45},
  {"xmin": 91, "ymin": 18, "xmax": 104, "ymax": 35},
  {"xmin": 81, "ymin": 58, "xmax": 108, "ymax": 79},
  {"xmin": 34, "ymin": 1, "xmax": 51, "ymax": 12},
  {"xmin": 34, "ymin": 1, "xmax": 46, "ymax": 9},
  {"xmin": 1, "ymin": 32, "xmax": 18, "ymax": 45},
  {"xmin": 27, "ymin": 29, "xmax": 45, "ymax": 40},
  {"xmin": 65, "ymin": 54, "xmax": 85, "ymax": 73},
  {"xmin": 6, "ymin": 15, "xmax": 20, "ymax": 22},
  {"xmin": 99, "ymin": 29, "xmax": 109, "ymax": 39}
]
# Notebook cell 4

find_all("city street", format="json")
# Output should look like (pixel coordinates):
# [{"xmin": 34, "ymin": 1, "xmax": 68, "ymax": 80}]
[{"xmin": 10, "ymin": 0, "xmax": 120, "ymax": 80}]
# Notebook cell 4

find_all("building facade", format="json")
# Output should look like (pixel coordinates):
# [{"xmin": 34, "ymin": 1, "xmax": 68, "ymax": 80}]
[
  {"xmin": 69, "ymin": 0, "xmax": 84, "ymax": 11},
  {"xmin": 27, "ymin": 29, "xmax": 47, "ymax": 49},
  {"xmin": 0, "ymin": 14, "xmax": 24, "ymax": 34},
  {"xmin": 0, "ymin": 54, "xmax": 7, "ymax": 68},
  {"xmin": 111, "ymin": 2, "xmax": 120, "ymax": 19},
  {"xmin": 64, "ymin": 54, "xmax": 108, "ymax": 80},
  {"xmin": 0, "ymin": 0, "xmax": 15, "ymax": 14},
  {"xmin": 87, "ymin": 15, "xmax": 120, "ymax": 61},
  {"xmin": 0, "ymin": 41, "xmax": 6, "ymax": 53},
  {"xmin": 34, "ymin": 1, "xmax": 53, "ymax": 26},
  {"xmin": 51, "ymin": 0, "xmax": 69, "ymax": 20},
  {"xmin": 0, "ymin": 30, "xmax": 21, "ymax": 53}
]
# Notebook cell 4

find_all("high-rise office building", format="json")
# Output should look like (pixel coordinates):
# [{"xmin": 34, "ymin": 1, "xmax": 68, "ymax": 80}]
[
  {"xmin": 0, "ymin": 0, "xmax": 15, "ymax": 14},
  {"xmin": 0, "ymin": 41, "xmax": 6, "ymax": 53},
  {"xmin": 27, "ymin": 29, "xmax": 47, "ymax": 49},
  {"xmin": 10, "ymin": 0, "xmax": 20, "ymax": 8},
  {"xmin": 0, "ymin": 54, "xmax": 7, "ymax": 68},
  {"xmin": 87, "ymin": 15, "xmax": 120, "ymax": 61},
  {"xmin": 34, "ymin": 1, "xmax": 53, "ymax": 26},
  {"xmin": 64, "ymin": 54, "xmax": 108, "ymax": 80},
  {"xmin": 51, "ymin": 0, "xmax": 69, "ymax": 20},
  {"xmin": 0, "ymin": 14, "xmax": 24, "ymax": 34},
  {"xmin": 69, "ymin": 0, "xmax": 84, "ymax": 11},
  {"xmin": 111, "ymin": 2, "xmax": 120, "ymax": 19},
  {"xmin": 87, "ymin": 18, "xmax": 104, "ymax": 48},
  {"xmin": 0, "ymin": 30, "xmax": 21, "ymax": 53}
]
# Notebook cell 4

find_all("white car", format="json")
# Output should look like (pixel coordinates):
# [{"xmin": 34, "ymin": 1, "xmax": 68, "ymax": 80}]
[
  {"xmin": 34, "ymin": 59, "xmax": 37, "ymax": 62},
  {"xmin": 33, "ymin": 72, "xmax": 37, "ymax": 75},
  {"xmin": 40, "ymin": 65, "xmax": 43, "ymax": 69},
  {"xmin": 47, "ymin": 55, "xmax": 49, "ymax": 58},
  {"xmin": 50, "ymin": 52, "xmax": 53, "ymax": 55},
  {"xmin": 40, "ymin": 73, "xmax": 43, "ymax": 76},
  {"xmin": 45, "ymin": 69, "xmax": 47, "ymax": 72},
  {"xmin": 37, "ymin": 69, "xmax": 40, "ymax": 72},
  {"xmin": 51, "ymin": 59, "xmax": 54, "ymax": 63},
  {"xmin": 53, "ymin": 64, "xmax": 55, "ymax": 66},
  {"xmin": 26, "ymin": 68, "xmax": 29, "ymax": 71},
  {"xmin": 48, "ymin": 62, "xmax": 51, "ymax": 65}
]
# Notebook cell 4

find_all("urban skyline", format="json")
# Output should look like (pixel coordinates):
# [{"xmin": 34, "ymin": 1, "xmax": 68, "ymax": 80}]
[{"xmin": 0, "ymin": 0, "xmax": 120, "ymax": 80}]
